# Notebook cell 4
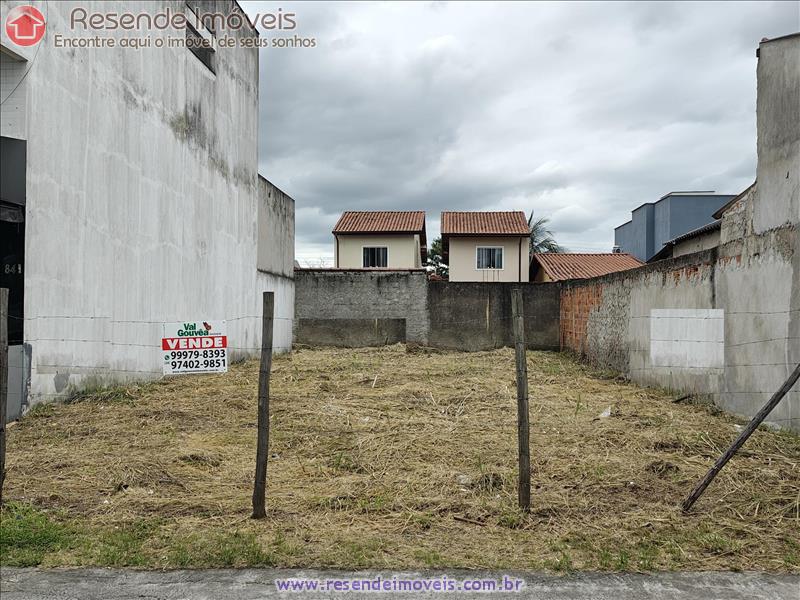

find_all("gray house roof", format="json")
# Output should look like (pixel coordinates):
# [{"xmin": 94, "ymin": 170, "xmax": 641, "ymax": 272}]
[{"xmin": 648, "ymin": 220, "xmax": 721, "ymax": 263}]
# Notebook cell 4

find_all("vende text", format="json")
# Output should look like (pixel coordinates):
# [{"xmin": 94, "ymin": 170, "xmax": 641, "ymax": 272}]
[{"xmin": 161, "ymin": 336, "xmax": 227, "ymax": 350}]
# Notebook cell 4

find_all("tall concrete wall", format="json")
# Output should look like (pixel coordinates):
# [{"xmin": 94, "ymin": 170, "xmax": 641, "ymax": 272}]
[
  {"xmin": 294, "ymin": 270, "xmax": 560, "ymax": 351},
  {"xmin": 257, "ymin": 177, "xmax": 295, "ymax": 280},
  {"xmin": 562, "ymin": 229, "xmax": 797, "ymax": 431},
  {"xmin": 0, "ymin": 0, "xmax": 294, "ymax": 408},
  {"xmin": 256, "ymin": 177, "xmax": 295, "ymax": 353},
  {"xmin": 754, "ymin": 35, "xmax": 800, "ymax": 234},
  {"xmin": 560, "ymin": 253, "xmax": 719, "ymax": 386},
  {"xmin": 561, "ymin": 35, "xmax": 799, "ymax": 431}
]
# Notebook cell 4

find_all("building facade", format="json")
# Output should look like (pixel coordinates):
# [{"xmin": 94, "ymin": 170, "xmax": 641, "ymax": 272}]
[
  {"xmin": 614, "ymin": 192, "xmax": 735, "ymax": 262},
  {"xmin": 442, "ymin": 211, "xmax": 530, "ymax": 282},
  {"xmin": 332, "ymin": 211, "xmax": 426, "ymax": 269},
  {"xmin": 1, "ymin": 0, "xmax": 294, "ymax": 419}
]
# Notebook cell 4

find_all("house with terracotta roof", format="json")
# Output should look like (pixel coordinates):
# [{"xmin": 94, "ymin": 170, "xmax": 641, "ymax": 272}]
[
  {"xmin": 530, "ymin": 252, "xmax": 642, "ymax": 282},
  {"xmin": 332, "ymin": 211, "xmax": 427, "ymax": 269},
  {"xmin": 441, "ymin": 211, "xmax": 530, "ymax": 282}
]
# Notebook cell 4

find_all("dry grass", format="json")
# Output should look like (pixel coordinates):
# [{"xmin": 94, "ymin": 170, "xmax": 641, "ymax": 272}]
[{"xmin": 2, "ymin": 345, "xmax": 799, "ymax": 571}]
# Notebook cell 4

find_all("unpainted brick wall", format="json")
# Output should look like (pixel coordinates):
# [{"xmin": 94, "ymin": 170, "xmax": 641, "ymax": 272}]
[{"xmin": 559, "ymin": 283, "xmax": 604, "ymax": 356}]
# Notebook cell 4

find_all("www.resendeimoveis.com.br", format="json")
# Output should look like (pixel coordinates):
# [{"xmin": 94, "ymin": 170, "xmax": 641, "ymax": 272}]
[{"xmin": 274, "ymin": 574, "xmax": 526, "ymax": 593}]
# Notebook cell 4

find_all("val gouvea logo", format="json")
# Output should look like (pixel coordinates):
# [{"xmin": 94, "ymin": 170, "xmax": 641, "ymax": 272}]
[{"xmin": 5, "ymin": 4, "xmax": 46, "ymax": 46}]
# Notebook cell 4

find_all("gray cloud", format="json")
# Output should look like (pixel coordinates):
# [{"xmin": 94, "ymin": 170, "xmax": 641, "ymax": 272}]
[{"xmin": 242, "ymin": 1, "xmax": 798, "ymax": 261}]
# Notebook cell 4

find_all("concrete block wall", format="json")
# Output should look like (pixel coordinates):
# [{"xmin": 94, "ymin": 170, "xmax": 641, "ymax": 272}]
[
  {"xmin": 296, "ymin": 318, "xmax": 406, "ymax": 347},
  {"xmin": 427, "ymin": 281, "xmax": 560, "ymax": 351},
  {"xmin": 560, "ymin": 238, "xmax": 797, "ymax": 431},
  {"xmin": 293, "ymin": 270, "xmax": 561, "ymax": 351},
  {"xmin": 561, "ymin": 251, "xmax": 720, "ymax": 387},
  {"xmin": 294, "ymin": 270, "xmax": 429, "ymax": 346}
]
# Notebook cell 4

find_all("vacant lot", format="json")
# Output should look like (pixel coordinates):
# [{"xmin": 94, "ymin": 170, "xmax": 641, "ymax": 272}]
[{"xmin": 2, "ymin": 346, "xmax": 799, "ymax": 571}]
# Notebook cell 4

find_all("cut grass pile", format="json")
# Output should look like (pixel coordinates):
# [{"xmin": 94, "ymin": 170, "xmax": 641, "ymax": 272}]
[{"xmin": 2, "ymin": 345, "xmax": 799, "ymax": 570}]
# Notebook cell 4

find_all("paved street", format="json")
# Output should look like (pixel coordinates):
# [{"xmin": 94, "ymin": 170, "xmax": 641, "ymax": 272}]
[{"xmin": 1, "ymin": 568, "xmax": 797, "ymax": 599}]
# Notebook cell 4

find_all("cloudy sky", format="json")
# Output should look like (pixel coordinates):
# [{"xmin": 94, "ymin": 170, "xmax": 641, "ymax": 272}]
[{"xmin": 242, "ymin": 1, "xmax": 798, "ymax": 265}]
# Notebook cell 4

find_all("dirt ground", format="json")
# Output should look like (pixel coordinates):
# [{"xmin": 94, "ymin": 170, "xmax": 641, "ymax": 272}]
[{"xmin": 2, "ymin": 345, "xmax": 799, "ymax": 571}]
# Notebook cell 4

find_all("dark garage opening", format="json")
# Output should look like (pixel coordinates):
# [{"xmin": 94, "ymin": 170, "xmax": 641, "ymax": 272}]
[{"xmin": 1, "ymin": 136, "xmax": 26, "ymax": 344}]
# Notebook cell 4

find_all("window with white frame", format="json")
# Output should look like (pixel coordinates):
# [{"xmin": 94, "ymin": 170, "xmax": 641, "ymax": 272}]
[
  {"xmin": 363, "ymin": 247, "xmax": 388, "ymax": 268},
  {"xmin": 476, "ymin": 246, "xmax": 503, "ymax": 269}
]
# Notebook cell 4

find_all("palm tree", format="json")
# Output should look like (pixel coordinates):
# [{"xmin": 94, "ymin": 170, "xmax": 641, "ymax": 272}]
[
  {"xmin": 528, "ymin": 214, "xmax": 566, "ymax": 256},
  {"xmin": 426, "ymin": 236, "xmax": 449, "ymax": 278}
]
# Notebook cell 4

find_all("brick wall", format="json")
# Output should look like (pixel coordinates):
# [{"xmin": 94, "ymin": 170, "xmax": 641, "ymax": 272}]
[{"xmin": 559, "ymin": 283, "xmax": 603, "ymax": 356}]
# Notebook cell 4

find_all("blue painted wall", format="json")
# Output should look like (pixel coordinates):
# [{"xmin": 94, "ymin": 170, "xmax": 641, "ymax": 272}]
[{"xmin": 615, "ymin": 194, "xmax": 734, "ymax": 261}]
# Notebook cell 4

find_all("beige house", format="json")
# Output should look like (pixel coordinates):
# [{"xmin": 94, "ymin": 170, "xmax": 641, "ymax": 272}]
[
  {"xmin": 441, "ymin": 211, "xmax": 530, "ymax": 282},
  {"xmin": 333, "ymin": 211, "xmax": 427, "ymax": 269}
]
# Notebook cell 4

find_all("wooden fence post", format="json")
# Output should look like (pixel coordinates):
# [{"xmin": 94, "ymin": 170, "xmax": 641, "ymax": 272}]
[
  {"xmin": 252, "ymin": 291, "xmax": 274, "ymax": 519},
  {"xmin": 511, "ymin": 287, "xmax": 531, "ymax": 512},
  {"xmin": 682, "ymin": 362, "xmax": 800, "ymax": 512},
  {"xmin": 0, "ymin": 288, "xmax": 8, "ymax": 506}
]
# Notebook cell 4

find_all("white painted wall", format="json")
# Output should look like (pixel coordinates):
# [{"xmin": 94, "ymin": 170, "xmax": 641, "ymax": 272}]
[
  {"xmin": 447, "ymin": 236, "xmax": 529, "ymax": 282},
  {"xmin": 335, "ymin": 234, "xmax": 421, "ymax": 268},
  {"xmin": 650, "ymin": 309, "xmax": 724, "ymax": 369},
  {"xmin": 0, "ymin": 0, "xmax": 294, "ymax": 405}
]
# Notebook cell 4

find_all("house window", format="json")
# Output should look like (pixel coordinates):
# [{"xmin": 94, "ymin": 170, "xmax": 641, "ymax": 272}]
[
  {"xmin": 185, "ymin": 4, "xmax": 215, "ymax": 73},
  {"xmin": 476, "ymin": 246, "xmax": 503, "ymax": 269},
  {"xmin": 186, "ymin": 21, "xmax": 215, "ymax": 72},
  {"xmin": 363, "ymin": 247, "xmax": 388, "ymax": 268}
]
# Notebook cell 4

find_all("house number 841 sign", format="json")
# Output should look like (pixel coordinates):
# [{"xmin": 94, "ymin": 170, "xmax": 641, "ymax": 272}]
[{"xmin": 161, "ymin": 320, "xmax": 228, "ymax": 375}]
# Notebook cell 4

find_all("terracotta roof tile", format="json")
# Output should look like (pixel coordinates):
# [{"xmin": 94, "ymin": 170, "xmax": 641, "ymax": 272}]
[
  {"xmin": 441, "ymin": 211, "xmax": 529, "ymax": 236},
  {"xmin": 333, "ymin": 211, "xmax": 426, "ymax": 234},
  {"xmin": 532, "ymin": 253, "xmax": 642, "ymax": 281}
]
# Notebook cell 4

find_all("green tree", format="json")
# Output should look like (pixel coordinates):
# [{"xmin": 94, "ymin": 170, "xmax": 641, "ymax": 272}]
[
  {"xmin": 426, "ymin": 237, "xmax": 449, "ymax": 278},
  {"xmin": 529, "ymin": 215, "xmax": 566, "ymax": 256}
]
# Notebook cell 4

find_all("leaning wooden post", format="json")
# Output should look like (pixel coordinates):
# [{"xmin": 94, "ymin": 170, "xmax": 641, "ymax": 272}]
[
  {"xmin": 511, "ymin": 287, "xmax": 531, "ymax": 512},
  {"xmin": 252, "ymin": 291, "xmax": 274, "ymax": 519},
  {"xmin": 682, "ymin": 362, "xmax": 800, "ymax": 513},
  {"xmin": 0, "ymin": 288, "xmax": 8, "ymax": 505}
]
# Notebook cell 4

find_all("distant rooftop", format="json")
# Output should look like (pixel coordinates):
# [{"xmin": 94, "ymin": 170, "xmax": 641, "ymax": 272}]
[
  {"xmin": 333, "ymin": 211, "xmax": 426, "ymax": 234},
  {"xmin": 441, "ymin": 211, "xmax": 529, "ymax": 236},
  {"xmin": 531, "ymin": 252, "xmax": 643, "ymax": 282}
]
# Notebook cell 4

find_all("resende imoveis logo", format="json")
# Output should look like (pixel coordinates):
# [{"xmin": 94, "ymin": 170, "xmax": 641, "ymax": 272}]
[{"xmin": 5, "ymin": 5, "xmax": 46, "ymax": 46}]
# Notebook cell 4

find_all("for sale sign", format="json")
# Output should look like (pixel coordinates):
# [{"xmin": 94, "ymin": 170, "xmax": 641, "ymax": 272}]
[{"xmin": 162, "ymin": 320, "xmax": 228, "ymax": 375}]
